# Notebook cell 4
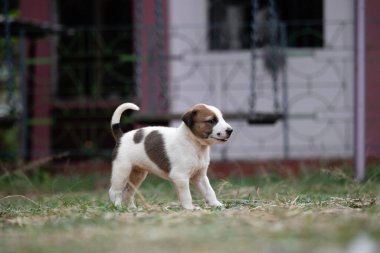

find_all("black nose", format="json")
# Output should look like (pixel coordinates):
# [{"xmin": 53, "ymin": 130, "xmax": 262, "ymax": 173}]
[{"xmin": 226, "ymin": 128, "xmax": 233, "ymax": 136}]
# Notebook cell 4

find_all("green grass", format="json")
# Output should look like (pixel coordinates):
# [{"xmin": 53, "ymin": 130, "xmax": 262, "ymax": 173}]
[{"xmin": 1, "ymin": 165, "xmax": 380, "ymax": 253}]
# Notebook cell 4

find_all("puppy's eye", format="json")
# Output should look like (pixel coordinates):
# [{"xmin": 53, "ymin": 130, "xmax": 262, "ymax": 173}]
[{"xmin": 205, "ymin": 118, "xmax": 217, "ymax": 124}]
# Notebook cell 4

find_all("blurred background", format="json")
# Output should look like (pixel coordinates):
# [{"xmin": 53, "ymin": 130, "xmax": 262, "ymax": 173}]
[{"xmin": 0, "ymin": 0, "xmax": 379, "ymax": 176}]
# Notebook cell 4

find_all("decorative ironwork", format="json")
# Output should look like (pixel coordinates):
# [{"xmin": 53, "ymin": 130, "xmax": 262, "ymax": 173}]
[{"xmin": 168, "ymin": 20, "xmax": 354, "ymax": 159}]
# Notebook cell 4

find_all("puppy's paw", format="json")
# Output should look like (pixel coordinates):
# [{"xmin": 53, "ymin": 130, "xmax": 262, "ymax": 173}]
[
  {"xmin": 209, "ymin": 201, "xmax": 225, "ymax": 210},
  {"xmin": 182, "ymin": 204, "xmax": 201, "ymax": 211},
  {"xmin": 128, "ymin": 202, "xmax": 137, "ymax": 210},
  {"xmin": 109, "ymin": 189, "xmax": 123, "ymax": 205},
  {"xmin": 113, "ymin": 198, "xmax": 123, "ymax": 208},
  {"xmin": 192, "ymin": 205, "xmax": 202, "ymax": 211}
]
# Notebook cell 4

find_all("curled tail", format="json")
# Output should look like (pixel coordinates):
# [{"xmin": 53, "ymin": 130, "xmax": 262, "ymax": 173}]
[{"xmin": 111, "ymin": 103, "xmax": 140, "ymax": 141}]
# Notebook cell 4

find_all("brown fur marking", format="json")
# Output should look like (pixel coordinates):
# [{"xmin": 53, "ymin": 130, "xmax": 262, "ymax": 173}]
[
  {"xmin": 182, "ymin": 104, "xmax": 217, "ymax": 139},
  {"xmin": 133, "ymin": 129, "xmax": 144, "ymax": 144},
  {"xmin": 111, "ymin": 123, "xmax": 123, "ymax": 141},
  {"xmin": 112, "ymin": 142, "xmax": 119, "ymax": 161},
  {"xmin": 125, "ymin": 166, "xmax": 147, "ymax": 190},
  {"xmin": 144, "ymin": 130, "xmax": 171, "ymax": 172}
]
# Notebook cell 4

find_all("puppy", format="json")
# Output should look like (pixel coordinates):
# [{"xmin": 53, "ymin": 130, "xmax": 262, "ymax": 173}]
[{"xmin": 109, "ymin": 103, "xmax": 233, "ymax": 210}]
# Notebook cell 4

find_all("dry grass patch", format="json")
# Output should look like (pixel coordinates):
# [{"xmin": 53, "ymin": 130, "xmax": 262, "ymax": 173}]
[{"xmin": 1, "ymin": 166, "xmax": 380, "ymax": 253}]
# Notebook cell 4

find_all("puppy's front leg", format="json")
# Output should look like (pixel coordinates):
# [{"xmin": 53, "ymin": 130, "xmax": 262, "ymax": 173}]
[
  {"xmin": 171, "ymin": 178, "xmax": 197, "ymax": 210},
  {"xmin": 192, "ymin": 174, "xmax": 223, "ymax": 207}
]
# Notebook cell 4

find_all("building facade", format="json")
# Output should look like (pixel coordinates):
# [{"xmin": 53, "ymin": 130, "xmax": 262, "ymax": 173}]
[{"xmin": 10, "ymin": 0, "xmax": 380, "ymax": 162}]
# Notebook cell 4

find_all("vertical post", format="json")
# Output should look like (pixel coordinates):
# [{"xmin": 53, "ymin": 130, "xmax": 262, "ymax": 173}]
[
  {"xmin": 3, "ymin": 0, "xmax": 14, "ymax": 108},
  {"xmin": 155, "ymin": 0, "xmax": 168, "ymax": 112},
  {"xmin": 20, "ymin": 0, "xmax": 52, "ymax": 160},
  {"xmin": 280, "ymin": 23, "xmax": 289, "ymax": 159},
  {"xmin": 147, "ymin": 26, "xmax": 157, "ymax": 113},
  {"xmin": 249, "ymin": 0, "xmax": 258, "ymax": 115},
  {"xmin": 355, "ymin": 0, "xmax": 366, "ymax": 181},
  {"xmin": 135, "ymin": 0, "xmax": 168, "ymax": 113},
  {"xmin": 134, "ymin": 0, "xmax": 143, "ymax": 104},
  {"xmin": 19, "ymin": 29, "xmax": 28, "ymax": 161},
  {"xmin": 268, "ymin": 0, "xmax": 280, "ymax": 112}
]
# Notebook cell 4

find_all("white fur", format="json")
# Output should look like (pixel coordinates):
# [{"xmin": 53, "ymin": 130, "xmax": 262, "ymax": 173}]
[{"xmin": 109, "ymin": 103, "xmax": 232, "ymax": 210}]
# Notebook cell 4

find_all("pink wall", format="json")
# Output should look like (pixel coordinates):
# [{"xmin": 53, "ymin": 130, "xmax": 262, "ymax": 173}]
[
  {"xmin": 135, "ymin": 0, "xmax": 169, "ymax": 113},
  {"xmin": 20, "ymin": 0, "xmax": 52, "ymax": 160}
]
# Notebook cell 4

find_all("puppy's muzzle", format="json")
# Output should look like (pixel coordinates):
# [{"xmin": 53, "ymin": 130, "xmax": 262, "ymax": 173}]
[
  {"xmin": 215, "ymin": 127, "xmax": 233, "ymax": 142},
  {"xmin": 226, "ymin": 127, "xmax": 233, "ymax": 137}
]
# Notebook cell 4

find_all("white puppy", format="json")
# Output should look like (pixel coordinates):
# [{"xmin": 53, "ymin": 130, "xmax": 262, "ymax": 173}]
[{"xmin": 109, "ymin": 103, "xmax": 233, "ymax": 210}]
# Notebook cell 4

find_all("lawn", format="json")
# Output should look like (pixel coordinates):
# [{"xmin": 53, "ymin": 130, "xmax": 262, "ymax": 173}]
[{"xmin": 0, "ymin": 165, "xmax": 379, "ymax": 253}]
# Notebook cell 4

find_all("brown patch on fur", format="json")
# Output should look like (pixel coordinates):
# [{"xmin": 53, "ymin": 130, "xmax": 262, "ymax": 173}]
[
  {"xmin": 112, "ymin": 146, "xmax": 117, "ymax": 161},
  {"xmin": 133, "ymin": 129, "xmax": 144, "ymax": 144},
  {"xmin": 111, "ymin": 123, "xmax": 123, "ymax": 161},
  {"xmin": 182, "ymin": 104, "xmax": 217, "ymax": 139},
  {"xmin": 125, "ymin": 166, "xmax": 147, "ymax": 190},
  {"xmin": 111, "ymin": 123, "xmax": 123, "ymax": 141},
  {"xmin": 111, "ymin": 140, "xmax": 120, "ymax": 161},
  {"xmin": 144, "ymin": 130, "xmax": 171, "ymax": 172}
]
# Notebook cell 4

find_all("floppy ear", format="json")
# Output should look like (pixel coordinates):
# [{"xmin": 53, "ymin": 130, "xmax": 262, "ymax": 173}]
[{"xmin": 182, "ymin": 109, "xmax": 197, "ymax": 128}]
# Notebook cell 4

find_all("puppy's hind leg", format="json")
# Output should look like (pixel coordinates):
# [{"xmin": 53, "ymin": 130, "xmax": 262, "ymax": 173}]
[
  {"xmin": 109, "ymin": 161, "xmax": 132, "ymax": 207},
  {"xmin": 122, "ymin": 167, "xmax": 148, "ymax": 209}
]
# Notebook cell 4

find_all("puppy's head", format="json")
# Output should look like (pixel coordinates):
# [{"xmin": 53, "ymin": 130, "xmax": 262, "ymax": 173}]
[{"xmin": 182, "ymin": 104, "xmax": 233, "ymax": 145}]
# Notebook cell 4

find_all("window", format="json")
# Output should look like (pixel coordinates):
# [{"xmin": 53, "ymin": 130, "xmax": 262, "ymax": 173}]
[
  {"xmin": 56, "ymin": 0, "xmax": 134, "ymax": 100},
  {"xmin": 208, "ymin": 0, "xmax": 323, "ymax": 50}
]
